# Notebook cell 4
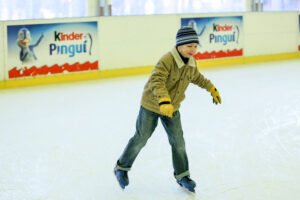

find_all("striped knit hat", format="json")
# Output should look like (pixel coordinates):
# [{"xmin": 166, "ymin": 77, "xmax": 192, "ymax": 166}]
[{"xmin": 176, "ymin": 27, "xmax": 199, "ymax": 47}]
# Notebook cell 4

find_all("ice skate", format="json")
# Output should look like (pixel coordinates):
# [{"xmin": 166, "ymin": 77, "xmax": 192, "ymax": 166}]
[
  {"xmin": 177, "ymin": 176, "xmax": 196, "ymax": 192},
  {"xmin": 114, "ymin": 168, "xmax": 129, "ymax": 189}
]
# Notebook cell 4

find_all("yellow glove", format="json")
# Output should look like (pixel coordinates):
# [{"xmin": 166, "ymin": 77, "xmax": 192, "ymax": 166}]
[
  {"xmin": 209, "ymin": 85, "xmax": 222, "ymax": 105},
  {"xmin": 159, "ymin": 97, "xmax": 174, "ymax": 118}
]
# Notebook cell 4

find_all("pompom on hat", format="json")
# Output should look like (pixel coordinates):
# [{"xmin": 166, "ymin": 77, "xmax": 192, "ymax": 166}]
[{"xmin": 176, "ymin": 26, "xmax": 199, "ymax": 47}]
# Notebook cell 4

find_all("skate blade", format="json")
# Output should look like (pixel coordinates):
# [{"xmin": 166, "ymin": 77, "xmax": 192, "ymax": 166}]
[
  {"xmin": 177, "ymin": 182, "xmax": 195, "ymax": 193},
  {"xmin": 180, "ymin": 185, "xmax": 195, "ymax": 193}
]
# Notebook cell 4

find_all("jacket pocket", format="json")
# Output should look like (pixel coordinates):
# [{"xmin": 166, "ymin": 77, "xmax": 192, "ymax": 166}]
[{"xmin": 166, "ymin": 73, "xmax": 180, "ymax": 89}]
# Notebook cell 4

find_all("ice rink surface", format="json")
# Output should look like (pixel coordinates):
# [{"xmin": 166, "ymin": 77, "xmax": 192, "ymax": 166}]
[{"xmin": 0, "ymin": 59, "xmax": 300, "ymax": 200}]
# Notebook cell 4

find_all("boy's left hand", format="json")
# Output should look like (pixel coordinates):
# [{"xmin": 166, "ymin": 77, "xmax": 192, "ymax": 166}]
[{"xmin": 209, "ymin": 85, "xmax": 222, "ymax": 105}]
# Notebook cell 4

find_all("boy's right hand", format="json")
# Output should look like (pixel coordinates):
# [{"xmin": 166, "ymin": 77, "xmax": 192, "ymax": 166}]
[
  {"xmin": 159, "ymin": 97, "xmax": 174, "ymax": 118},
  {"xmin": 209, "ymin": 85, "xmax": 222, "ymax": 105}
]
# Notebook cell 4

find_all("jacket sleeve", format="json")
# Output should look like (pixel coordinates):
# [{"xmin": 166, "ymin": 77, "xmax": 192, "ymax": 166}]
[
  {"xmin": 149, "ymin": 57, "xmax": 171, "ymax": 100},
  {"xmin": 191, "ymin": 67, "xmax": 213, "ymax": 91}
]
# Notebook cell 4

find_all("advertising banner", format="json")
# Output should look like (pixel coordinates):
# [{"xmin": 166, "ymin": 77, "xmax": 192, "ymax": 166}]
[
  {"xmin": 181, "ymin": 16, "xmax": 243, "ymax": 60},
  {"xmin": 0, "ymin": 22, "xmax": 4, "ymax": 81},
  {"xmin": 6, "ymin": 21, "xmax": 98, "ymax": 79}
]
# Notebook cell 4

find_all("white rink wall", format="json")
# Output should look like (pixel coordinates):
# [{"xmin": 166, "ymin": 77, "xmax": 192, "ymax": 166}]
[
  {"xmin": 0, "ymin": 11, "xmax": 300, "ymax": 81},
  {"xmin": 243, "ymin": 12, "xmax": 299, "ymax": 56},
  {"xmin": 99, "ymin": 14, "xmax": 178, "ymax": 70}
]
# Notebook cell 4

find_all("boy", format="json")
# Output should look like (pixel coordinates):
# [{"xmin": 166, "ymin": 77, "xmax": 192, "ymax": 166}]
[{"xmin": 114, "ymin": 27, "xmax": 221, "ymax": 192}]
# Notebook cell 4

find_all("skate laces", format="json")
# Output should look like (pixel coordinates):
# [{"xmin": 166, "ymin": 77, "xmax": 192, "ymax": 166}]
[
  {"xmin": 182, "ymin": 176, "xmax": 195, "ymax": 184},
  {"xmin": 185, "ymin": 176, "xmax": 192, "ymax": 182}
]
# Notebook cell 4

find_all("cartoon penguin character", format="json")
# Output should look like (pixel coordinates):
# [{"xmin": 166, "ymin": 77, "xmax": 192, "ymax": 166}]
[
  {"xmin": 188, "ymin": 20, "xmax": 206, "ymax": 47},
  {"xmin": 188, "ymin": 20, "xmax": 199, "ymax": 34},
  {"xmin": 17, "ymin": 28, "xmax": 44, "ymax": 64}
]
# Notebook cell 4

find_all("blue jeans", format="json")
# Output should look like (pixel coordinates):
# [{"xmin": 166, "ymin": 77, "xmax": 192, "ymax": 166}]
[{"xmin": 116, "ymin": 106, "xmax": 190, "ymax": 181}]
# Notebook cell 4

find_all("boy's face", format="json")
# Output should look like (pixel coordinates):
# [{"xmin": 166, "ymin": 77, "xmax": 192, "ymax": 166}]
[{"xmin": 177, "ymin": 43, "xmax": 198, "ymax": 58}]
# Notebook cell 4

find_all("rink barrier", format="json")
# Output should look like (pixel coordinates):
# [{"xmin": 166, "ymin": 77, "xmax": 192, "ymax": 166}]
[
  {"xmin": 1, "ymin": 51, "xmax": 300, "ymax": 89},
  {"xmin": 1, "ymin": 11, "xmax": 300, "ymax": 89}
]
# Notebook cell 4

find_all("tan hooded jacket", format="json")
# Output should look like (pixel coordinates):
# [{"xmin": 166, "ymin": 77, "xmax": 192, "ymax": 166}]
[{"xmin": 141, "ymin": 47, "xmax": 213, "ymax": 114}]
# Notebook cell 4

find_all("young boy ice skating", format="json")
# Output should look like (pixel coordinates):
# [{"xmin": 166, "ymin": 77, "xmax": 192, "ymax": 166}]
[{"xmin": 114, "ymin": 27, "xmax": 221, "ymax": 192}]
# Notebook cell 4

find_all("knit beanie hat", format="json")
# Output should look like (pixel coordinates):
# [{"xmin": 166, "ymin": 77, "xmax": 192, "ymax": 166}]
[{"xmin": 176, "ymin": 27, "xmax": 199, "ymax": 47}]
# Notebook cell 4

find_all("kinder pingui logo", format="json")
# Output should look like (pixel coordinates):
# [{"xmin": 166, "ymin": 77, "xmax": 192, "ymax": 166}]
[
  {"xmin": 49, "ymin": 31, "xmax": 93, "ymax": 57},
  {"xmin": 209, "ymin": 23, "xmax": 240, "ymax": 45}
]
